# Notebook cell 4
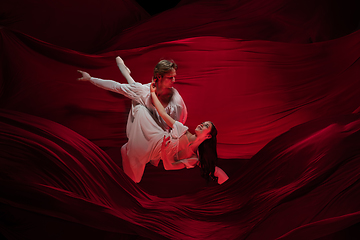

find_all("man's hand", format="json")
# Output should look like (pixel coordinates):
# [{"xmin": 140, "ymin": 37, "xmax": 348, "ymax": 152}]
[
  {"xmin": 77, "ymin": 70, "xmax": 91, "ymax": 81},
  {"xmin": 161, "ymin": 136, "xmax": 171, "ymax": 151}
]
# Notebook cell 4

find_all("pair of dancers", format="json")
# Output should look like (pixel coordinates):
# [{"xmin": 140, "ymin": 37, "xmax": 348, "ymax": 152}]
[{"xmin": 77, "ymin": 57, "xmax": 228, "ymax": 184}]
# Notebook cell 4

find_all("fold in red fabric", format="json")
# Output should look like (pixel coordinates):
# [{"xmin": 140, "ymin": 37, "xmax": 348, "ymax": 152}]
[
  {"xmin": 0, "ymin": 0, "xmax": 150, "ymax": 53},
  {"xmin": 1, "ymin": 109, "xmax": 360, "ymax": 239},
  {"xmin": 1, "ymin": 0, "xmax": 357, "ymax": 53},
  {"xmin": 1, "ymin": 0, "xmax": 360, "ymax": 239},
  {"xmin": 1, "ymin": 28, "xmax": 360, "ymax": 158},
  {"xmin": 100, "ymin": 0, "xmax": 359, "ymax": 51}
]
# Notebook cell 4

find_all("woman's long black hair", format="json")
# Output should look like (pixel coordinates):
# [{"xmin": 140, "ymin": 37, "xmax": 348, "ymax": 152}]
[{"xmin": 198, "ymin": 122, "xmax": 218, "ymax": 183}]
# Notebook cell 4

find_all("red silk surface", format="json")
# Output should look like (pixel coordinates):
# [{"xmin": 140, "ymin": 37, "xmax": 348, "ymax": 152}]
[
  {"xmin": 1, "ymin": 110, "xmax": 360, "ymax": 239},
  {"xmin": 1, "ymin": 0, "xmax": 360, "ymax": 239},
  {"xmin": 1, "ymin": 28, "xmax": 360, "ymax": 158},
  {"xmin": 0, "ymin": 0, "xmax": 150, "ymax": 53},
  {"xmin": 100, "ymin": 0, "xmax": 359, "ymax": 51}
]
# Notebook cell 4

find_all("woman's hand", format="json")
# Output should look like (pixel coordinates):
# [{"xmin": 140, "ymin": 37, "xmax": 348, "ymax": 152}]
[
  {"xmin": 77, "ymin": 70, "xmax": 91, "ymax": 81},
  {"xmin": 150, "ymin": 79, "xmax": 157, "ymax": 93},
  {"xmin": 116, "ymin": 56, "xmax": 131, "ymax": 74}
]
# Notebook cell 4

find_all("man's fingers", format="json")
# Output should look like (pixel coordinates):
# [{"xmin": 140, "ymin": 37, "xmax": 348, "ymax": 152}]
[{"xmin": 162, "ymin": 136, "xmax": 171, "ymax": 147}]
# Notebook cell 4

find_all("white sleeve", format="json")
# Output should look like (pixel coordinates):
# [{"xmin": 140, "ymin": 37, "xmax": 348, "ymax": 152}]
[
  {"xmin": 170, "ymin": 103, "xmax": 188, "ymax": 125},
  {"xmin": 170, "ymin": 121, "xmax": 189, "ymax": 139},
  {"xmin": 169, "ymin": 88, "xmax": 188, "ymax": 124},
  {"xmin": 89, "ymin": 77, "xmax": 147, "ymax": 102},
  {"xmin": 214, "ymin": 166, "xmax": 229, "ymax": 184}
]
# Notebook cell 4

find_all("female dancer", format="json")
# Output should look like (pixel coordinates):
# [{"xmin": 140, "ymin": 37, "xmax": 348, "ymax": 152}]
[{"xmin": 149, "ymin": 82, "xmax": 229, "ymax": 184}]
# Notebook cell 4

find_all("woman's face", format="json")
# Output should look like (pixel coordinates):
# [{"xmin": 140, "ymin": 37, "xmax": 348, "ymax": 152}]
[{"xmin": 195, "ymin": 121, "xmax": 212, "ymax": 138}]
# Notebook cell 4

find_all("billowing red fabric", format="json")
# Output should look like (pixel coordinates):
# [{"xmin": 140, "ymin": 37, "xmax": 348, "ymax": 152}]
[
  {"xmin": 0, "ymin": 0, "xmax": 150, "ymax": 53},
  {"xmin": 1, "ymin": 28, "xmax": 360, "ymax": 158},
  {"xmin": 1, "ymin": 110, "xmax": 360, "ymax": 239},
  {"xmin": 100, "ymin": 0, "xmax": 359, "ymax": 51},
  {"xmin": 1, "ymin": 0, "xmax": 360, "ymax": 239}
]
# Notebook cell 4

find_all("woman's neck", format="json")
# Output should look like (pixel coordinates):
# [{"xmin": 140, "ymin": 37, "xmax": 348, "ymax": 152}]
[{"xmin": 187, "ymin": 132, "xmax": 206, "ymax": 153}]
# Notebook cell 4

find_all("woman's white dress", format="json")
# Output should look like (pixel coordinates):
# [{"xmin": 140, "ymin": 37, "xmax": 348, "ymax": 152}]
[
  {"xmin": 122, "ymin": 105, "xmax": 189, "ymax": 182},
  {"xmin": 122, "ymin": 105, "xmax": 229, "ymax": 184}
]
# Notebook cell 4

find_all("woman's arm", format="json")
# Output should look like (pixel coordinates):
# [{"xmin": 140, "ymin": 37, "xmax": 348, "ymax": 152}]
[
  {"xmin": 116, "ymin": 56, "xmax": 135, "ymax": 85},
  {"xmin": 150, "ymin": 83, "xmax": 175, "ymax": 128}
]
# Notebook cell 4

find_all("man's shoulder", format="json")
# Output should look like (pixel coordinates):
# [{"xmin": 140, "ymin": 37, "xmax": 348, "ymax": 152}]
[
  {"xmin": 171, "ymin": 87, "xmax": 183, "ymax": 98},
  {"xmin": 169, "ymin": 89, "xmax": 186, "ymax": 108}
]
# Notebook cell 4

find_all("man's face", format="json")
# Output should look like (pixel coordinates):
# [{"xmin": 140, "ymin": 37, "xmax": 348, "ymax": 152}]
[{"xmin": 158, "ymin": 69, "xmax": 176, "ymax": 89}]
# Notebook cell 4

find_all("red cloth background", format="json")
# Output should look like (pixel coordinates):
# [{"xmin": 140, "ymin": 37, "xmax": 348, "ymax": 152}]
[{"xmin": 1, "ymin": 0, "xmax": 360, "ymax": 239}]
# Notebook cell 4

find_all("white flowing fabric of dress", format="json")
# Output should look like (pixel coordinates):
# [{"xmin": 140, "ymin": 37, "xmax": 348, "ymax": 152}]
[{"xmin": 88, "ymin": 77, "xmax": 188, "ymax": 183}]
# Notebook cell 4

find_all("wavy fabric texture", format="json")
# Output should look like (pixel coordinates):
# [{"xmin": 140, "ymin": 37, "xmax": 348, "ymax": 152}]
[
  {"xmin": 1, "ymin": 28, "xmax": 360, "ymax": 158},
  {"xmin": 1, "ymin": 0, "xmax": 360, "ymax": 239},
  {"xmin": 1, "ymin": 110, "xmax": 360, "ymax": 239},
  {"xmin": 0, "ymin": 0, "xmax": 150, "ymax": 53}
]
